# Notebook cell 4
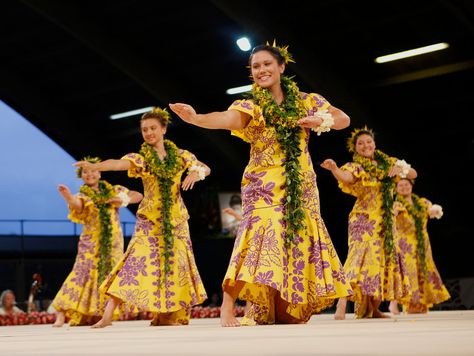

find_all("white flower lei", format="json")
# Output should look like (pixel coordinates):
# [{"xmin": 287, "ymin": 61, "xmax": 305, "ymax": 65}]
[
  {"xmin": 188, "ymin": 165, "xmax": 206, "ymax": 180},
  {"xmin": 117, "ymin": 191, "xmax": 131, "ymax": 207},
  {"xmin": 311, "ymin": 109, "xmax": 334, "ymax": 136},
  {"xmin": 429, "ymin": 204, "xmax": 444, "ymax": 219}
]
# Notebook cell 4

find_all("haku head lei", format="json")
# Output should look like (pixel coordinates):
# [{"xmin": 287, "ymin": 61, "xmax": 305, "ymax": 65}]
[
  {"xmin": 76, "ymin": 156, "xmax": 101, "ymax": 178},
  {"xmin": 246, "ymin": 40, "xmax": 294, "ymax": 76},
  {"xmin": 266, "ymin": 39, "xmax": 295, "ymax": 65},
  {"xmin": 346, "ymin": 126, "xmax": 375, "ymax": 153},
  {"xmin": 141, "ymin": 106, "xmax": 172, "ymax": 126}
]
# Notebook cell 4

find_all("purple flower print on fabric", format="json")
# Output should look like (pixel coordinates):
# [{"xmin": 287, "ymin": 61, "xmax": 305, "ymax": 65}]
[
  {"xmin": 349, "ymin": 213, "xmax": 376, "ymax": 242},
  {"xmin": 117, "ymin": 250, "xmax": 148, "ymax": 287},
  {"xmin": 71, "ymin": 258, "xmax": 94, "ymax": 286}
]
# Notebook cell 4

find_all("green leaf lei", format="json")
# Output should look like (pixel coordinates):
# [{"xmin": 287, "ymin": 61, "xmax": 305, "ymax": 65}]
[
  {"xmin": 139, "ymin": 140, "xmax": 184, "ymax": 276},
  {"xmin": 251, "ymin": 75, "xmax": 308, "ymax": 247},
  {"xmin": 79, "ymin": 180, "xmax": 115, "ymax": 284},
  {"xmin": 353, "ymin": 149, "xmax": 397, "ymax": 258},
  {"xmin": 396, "ymin": 193, "xmax": 427, "ymax": 275}
]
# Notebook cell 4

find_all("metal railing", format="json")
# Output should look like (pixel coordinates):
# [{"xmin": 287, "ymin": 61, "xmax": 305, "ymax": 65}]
[{"xmin": 0, "ymin": 219, "xmax": 136, "ymax": 237}]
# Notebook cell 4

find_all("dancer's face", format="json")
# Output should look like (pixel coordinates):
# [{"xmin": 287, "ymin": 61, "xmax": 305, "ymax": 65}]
[
  {"xmin": 250, "ymin": 50, "xmax": 284, "ymax": 89},
  {"xmin": 141, "ymin": 118, "xmax": 166, "ymax": 146},
  {"xmin": 355, "ymin": 134, "xmax": 376, "ymax": 158},
  {"xmin": 396, "ymin": 179, "xmax": 413, "ymax": 196},
  {"xmin": 81, "ymin": 168, "xmax": 101, "ymax": 186}
]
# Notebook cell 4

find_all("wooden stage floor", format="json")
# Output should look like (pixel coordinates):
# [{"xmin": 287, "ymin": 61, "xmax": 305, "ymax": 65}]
[{"xmin": 1, "ymin": 310, "xmax": 473, "ymax": 355}]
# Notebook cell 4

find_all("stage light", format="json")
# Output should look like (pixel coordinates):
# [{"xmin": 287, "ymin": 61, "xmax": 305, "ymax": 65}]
[
  {"xmin": 236, "ymin": 37, "xmax": 251, "ymax": 52},
  {"xmin": 110, "ymin": 106, "xmax": 154, "ymax": 120},
  {"xmin": 226, "ymin": 84, "xmax": 252, "ymax": 95},
  {"xmin": 375, "ymin": 42, "xmax": 449, "ymax": 63}
]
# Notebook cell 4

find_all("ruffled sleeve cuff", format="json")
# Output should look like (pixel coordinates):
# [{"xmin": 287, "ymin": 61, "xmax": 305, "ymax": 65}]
[
  {"xmin": 68, "ymin": 194, "xmax": 92, "ymax": 224},
  {"xmin": 121, "ymin": 153, "xmax": 150, "ymax": 178},
  {"xmin": 228, "ymin": 99, "xmax": 258, "ymax": 143},
  {"xmin": 338, "ymin": 162, "xmax": 377, "ymax": 195},
  {"xmin": 420, "ymin": 198, "xmax": 433, "ymax": 218}
]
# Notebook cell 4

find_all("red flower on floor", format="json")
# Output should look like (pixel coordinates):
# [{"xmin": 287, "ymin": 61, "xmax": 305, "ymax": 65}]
[{"xmin": 0, "ymin": 306, "xmax": 246, "ymax": 326}]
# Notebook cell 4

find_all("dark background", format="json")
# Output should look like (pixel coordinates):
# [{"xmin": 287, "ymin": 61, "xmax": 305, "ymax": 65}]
[{"xmin": 0, "ymin": 0, "xmax": 473, "ymax": 304}]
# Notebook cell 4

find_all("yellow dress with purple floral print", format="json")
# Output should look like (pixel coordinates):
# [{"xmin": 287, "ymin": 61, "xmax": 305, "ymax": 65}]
[
  {"xmin": 224, "ymin": 93, "xmax": 353, "ymax": 324},
  {"xmin": 99, "ymin": 148, "xmax": 207, "ymax": 325},
  {"xmin": 51, "ymin": 185, "xmax": 126, "ymax": 326},
  {"xmin": 338, "ymin": 162, "xmax": 411, "ymax": 317},
  {"xmin": 395, "ymin": 197, "xmax": 450, "ymax": 312}
]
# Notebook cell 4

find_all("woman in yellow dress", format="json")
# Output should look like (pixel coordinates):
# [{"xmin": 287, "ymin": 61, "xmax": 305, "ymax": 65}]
[
  {"xmin": 74, "ymin": 108, "xmax": 209, "ymax": 328},
  {"xmin": 389, "ymin": 178, "xmax": 450, "ymax": 313},
  {"xmin": 321, "ymin": 127, "xmax": 416, "ymax": 319},
  {"xmin": 170, "ymin": 43, "xmax": 353, "ymax": 327},
  {"xmin": 51, "ymin": 157, "xmax": 143, "ymax": 327}
]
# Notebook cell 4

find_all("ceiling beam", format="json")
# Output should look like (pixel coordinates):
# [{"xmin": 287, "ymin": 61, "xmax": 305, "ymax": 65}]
[{"xmin": 371, "ymin": 60, "xmax": 474, "ymax": 87}]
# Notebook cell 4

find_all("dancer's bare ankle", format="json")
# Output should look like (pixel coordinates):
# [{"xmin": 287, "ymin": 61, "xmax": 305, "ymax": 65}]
[
  {"xmin": 334, "ymin": 304, "xmax": 346, "ymax": 320},
  {"xmin": 334, "ymin": 298, "xmax": 347, "ymax": 320}
]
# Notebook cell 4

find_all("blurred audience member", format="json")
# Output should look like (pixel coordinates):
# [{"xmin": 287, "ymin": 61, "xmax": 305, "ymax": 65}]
[{"xmin": 0, "ymin": 290, "xmax": 25, "ymax": 316}]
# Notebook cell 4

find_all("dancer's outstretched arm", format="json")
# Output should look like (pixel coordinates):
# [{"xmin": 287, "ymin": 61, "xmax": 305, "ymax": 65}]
[
  {"xmin": 73, "ymin": 159, "xmax": 131, "ymax": 172},
  {"xmin": 57, "ymin": 184, "xmax": 83, "ymax": 211},
  {"xmin": 320, "ymin": 159, "xmax": 355, "ymax": 184},
  {"xmin": 169, "ymin": 103, "xmax": 250, "ymax": 130}
]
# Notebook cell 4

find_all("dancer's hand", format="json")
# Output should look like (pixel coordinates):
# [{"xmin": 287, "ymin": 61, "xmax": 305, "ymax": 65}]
[
  {"xmin": 169, "ymin": 103, "xmax": 197, "ymax": 124},
  {"xmin": 320, "ymin": 159, "xmax": 338, "ymax": 171},
  {"xmin": 106, "ymin": 197, "xmax": 123, "ymax": 208},
  {"xmin": 393, "ymin": 201, "xmax": 403, "ymax": 216},
  {"xmin": 73, "ymin": 161, "xmax": 97, "ymax": 170},
  {"xmin": 181, "ymin": 171, "xmax": 200, "ymax": 191},
  {"xmin": 57, "ymin": 184, "xmax": 72, "ymax": 199},
  {"xmin": 58, "ymin": 184, "xmax": 82, "ymax": 211},
  {"xmin": 297, "ymin": 115, "xmax": 323, "ymax": 129}
]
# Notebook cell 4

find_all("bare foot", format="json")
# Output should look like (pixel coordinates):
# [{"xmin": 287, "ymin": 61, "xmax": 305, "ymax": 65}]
[
  {"xmin": 90, "ymin": 318, "xmax": 112, "ymax": 328},
  {"xmin": 389, "ymin": 301, "xmax": 400, "ymax": 315},
  {"xmin": 220, "ymin": 309, "xmax": 240, "ymax": 327},
  {"xmin": 334, "ymin": 298, "xmax": 347, "ymax": 320},
  {"xmin": 373, "ymin": 309, "xmax": 390, "ymax": 318},
  {"xmin": 220, "ymin": 289, "xmax": 241, "ymax": 327},
  {"xmin": 91, "ymin": 297, "xmax": 118, "ymax": 328},
  {"xmin": 52, "ymin": 313, "xmax": 65, "ymax": 327}
]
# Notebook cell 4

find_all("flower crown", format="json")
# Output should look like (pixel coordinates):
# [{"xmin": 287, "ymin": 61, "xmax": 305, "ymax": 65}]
[
  {"xmin": 346, "ymin": 126, "xmax": 375, "ymax": 153},
  {"xmin": 142, "ymin": 106, "xmax": 172, "ymax": 125},
  {"xmin": 76, "ymin": 156, "xmax": 101, "ymax": 178},
  {"xmin": 267, "ymin": 39, "xmax": 295, "ymax": 65}
]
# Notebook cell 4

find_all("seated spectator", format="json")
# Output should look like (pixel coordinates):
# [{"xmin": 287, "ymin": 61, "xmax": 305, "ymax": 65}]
[{"xmin": 0, "ymin": 290, "xmax": 25, "ymax": 316}]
